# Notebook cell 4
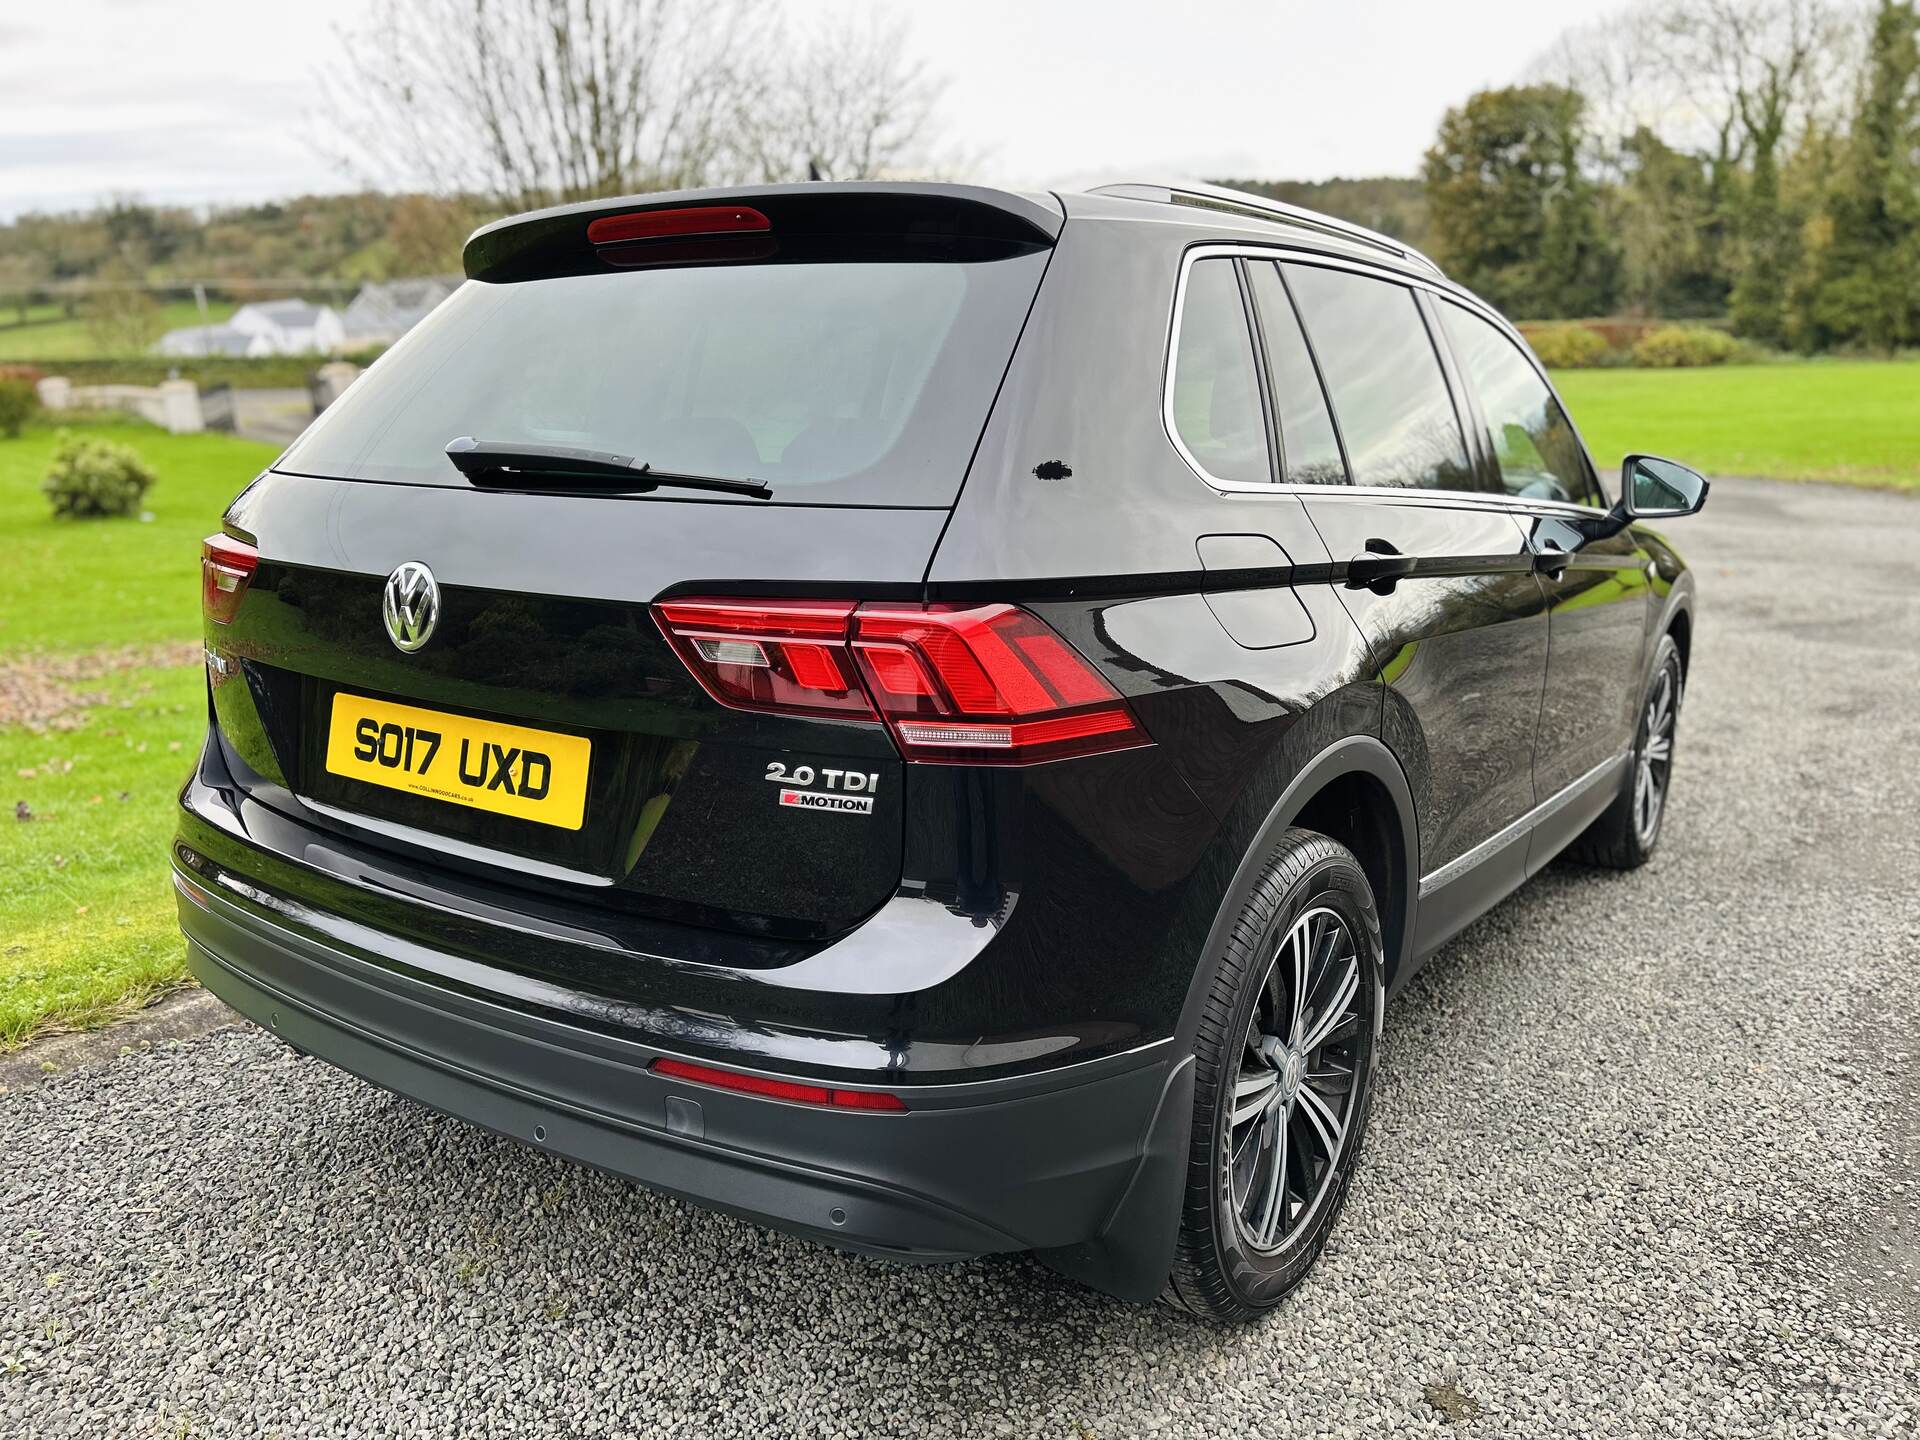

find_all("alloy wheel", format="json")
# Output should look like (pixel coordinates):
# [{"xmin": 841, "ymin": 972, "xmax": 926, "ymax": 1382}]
[
  {"xmin": 1228, "ymin": 906, "xmax": 1367, "ymax": 1252},
  {"xmin": 1634, "ymin": 662, "xmax": 1679, "ymax": 846}
]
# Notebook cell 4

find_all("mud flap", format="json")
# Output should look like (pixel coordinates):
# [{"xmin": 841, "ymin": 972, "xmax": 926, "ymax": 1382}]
[{"xmin": 1033, "ymin": 1053, "xmax": 1194, "ymax": 1303}]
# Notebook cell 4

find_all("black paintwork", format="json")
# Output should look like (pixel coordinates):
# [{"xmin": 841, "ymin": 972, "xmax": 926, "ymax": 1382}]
[{"xmin": 177, "ymin": 180, "xmax": 1699, "ymax": 1299}]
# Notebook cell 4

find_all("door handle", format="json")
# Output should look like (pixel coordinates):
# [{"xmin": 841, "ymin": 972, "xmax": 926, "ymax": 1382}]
[{"xmin": 1345, "ymin": 539, "xmax": 1418, "ymax": 593}]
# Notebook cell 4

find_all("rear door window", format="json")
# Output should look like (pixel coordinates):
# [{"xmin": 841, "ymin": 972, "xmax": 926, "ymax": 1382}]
[
  {"xmin": 1282, "ymin": 264, "xmax": 1480, "ymax": 494},
  {"xmin": 1169, "ymin": 258, "xmax": 1271, "ymax": 485},
  {"xmin": 1245, "ymin": 262, "xmax": 1347, "ymax": 486},
  {"xmin": 274, "ymin": 253, "xmax": 1050, "ymax": 507},
  {"xmin": 1439, "ymin": 301, "xmax": 1602, "ymax": 507}
]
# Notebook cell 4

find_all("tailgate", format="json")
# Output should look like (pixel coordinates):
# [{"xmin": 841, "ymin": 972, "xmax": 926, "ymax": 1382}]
[{"xmin": 208, "ymin": 472, "xmax": 945, "ymax": 938}]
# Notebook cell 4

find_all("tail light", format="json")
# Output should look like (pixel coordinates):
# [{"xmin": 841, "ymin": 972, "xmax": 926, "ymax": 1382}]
[
  {"xmin": 653, "ymin": 598, "xmax": 1149, "ymax": 765},
  {"xmin": 654, "ymin": 599, "xmax": 868, "ymax": 719},
  {"xmin": 201, "ymin": 534, "xmax": 258, "ymax": 625}
]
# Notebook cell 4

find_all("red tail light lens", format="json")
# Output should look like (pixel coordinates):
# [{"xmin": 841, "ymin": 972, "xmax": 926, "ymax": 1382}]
[
  {"xmin": 201, "ymin": 534, "xmax": 258, "ymax": 625},
  {"xmin": 654, "ymin": 598, "xmax": 868, "ymax": 719},
  {"xmin": 850, "ymin": 603, "xmax": 1141, "ymax": 763},
  {"xmin": 652, "ymin": 598, "xmax": 1149, "ymax": 765},
  {"xmin": 649, "ymin": 1057, "xmax": 908, "ymax": 1113}
]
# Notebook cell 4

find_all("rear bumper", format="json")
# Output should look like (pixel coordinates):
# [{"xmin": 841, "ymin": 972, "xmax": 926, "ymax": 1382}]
[{"xmin": 175, "ymin": 866, "xmax": 1180, "ymax": 1268}]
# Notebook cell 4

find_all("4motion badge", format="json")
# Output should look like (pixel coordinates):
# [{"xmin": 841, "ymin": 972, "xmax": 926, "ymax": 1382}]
[{"xmin": 766, "ymin": 761, "xmax": 877, "ymax": 815}]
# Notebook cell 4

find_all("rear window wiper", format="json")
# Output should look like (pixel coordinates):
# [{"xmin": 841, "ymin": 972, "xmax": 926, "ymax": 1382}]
[{"xmin": 444, "ymin": 437, "xmax": 771, "ymax": 498}]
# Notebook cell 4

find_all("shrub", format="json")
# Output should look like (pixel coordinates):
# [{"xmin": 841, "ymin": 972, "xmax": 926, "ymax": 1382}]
[
  {"xmin": 1632, "ymin": 325, "xmax": 1737, "ymax": 368},
  {"xmin": 41, "ymin": 431, "xmax": 157, "ymax": 518},
  {"xmin": 0, "ymin": 363, "xmax": 46, "ymax": 385},
  {"xmin": 0, "ymin": 378, "xmax": 35, "ymax": 438},
  {"xmin": 1526, "ymin": 324, "xmax": 1611, "ymax": 369}
]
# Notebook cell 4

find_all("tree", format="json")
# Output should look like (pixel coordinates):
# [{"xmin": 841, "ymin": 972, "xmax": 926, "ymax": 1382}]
[
  {"xmin": 385, "ymin": 194, "xmax": 482, "ymax": 277},
  {"xmin": 80, "ymin": 262, "xmax": 163, "ymax": 355},
  {"xmin": 1579, "ymin": 0, "xmax": 1850, "ymax": 341},
  {"xmin": 1800, "ymin": 1, "xmax": 1920, "ymax": 348},
  {"xmin": 319, "ymin": 0, "xmax": 945, "ymax": 211},
  {"xmin": 1423, "ymin": 86, "xmax": 1618, "ymax": 317},
  {"xmin": 0, "ymin": 253, "xmax": 48, "ymax": 325},
  {"xmin": 730, "ymin": 10, "xmax": 941, "ymax": 183},
  {"xmin": 1616, "ymin": 128, "xmax": 1726, "ymax": 315}
]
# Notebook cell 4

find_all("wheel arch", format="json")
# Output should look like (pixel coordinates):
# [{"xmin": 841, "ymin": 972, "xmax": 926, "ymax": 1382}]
[
  {"xmin": 1181, "ymin": 736, "xmax": 1418, "ymax": 1043},
  {"xmin": 1039, "ymin": 732, "xmax": 1417, "ymax": 1305},
  {"xmin": 1665, "ymin": 604, "xmax": 1693, "ymax": 680}
]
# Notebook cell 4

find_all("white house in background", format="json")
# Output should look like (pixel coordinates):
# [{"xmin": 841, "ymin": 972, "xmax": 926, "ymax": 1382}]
[
  {"xmin": 228, "ymin": 300, "xmax": 346, "ymax": 353},
  {"xmin": 340, "ymin": 276, "xmax": 460, "ymax": 347},
  {"xmin": 153, "ymin": 298, "xmax": 345, "ymax": 359},
  {"xmin": 153, "ymin": 324, "xmax": 275, "ymax": 358}
]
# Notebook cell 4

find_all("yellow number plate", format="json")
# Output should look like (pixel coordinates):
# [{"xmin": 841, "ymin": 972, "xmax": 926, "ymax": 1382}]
[{"xmin": 324, "ymin": 693, "xmax": 591, "ymax": 831}]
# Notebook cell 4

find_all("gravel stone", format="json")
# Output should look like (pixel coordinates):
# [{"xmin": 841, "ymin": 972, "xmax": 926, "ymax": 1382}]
[{"xmin": 3, "ymin": 477, "xmax": 1916, "ymax": 1438}]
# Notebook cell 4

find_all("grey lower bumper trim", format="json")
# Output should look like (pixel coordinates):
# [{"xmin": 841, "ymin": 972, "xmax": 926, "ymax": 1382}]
[{"xmin": 177, "ymin": 880, "xmax": 1175, "ymax": 1265}]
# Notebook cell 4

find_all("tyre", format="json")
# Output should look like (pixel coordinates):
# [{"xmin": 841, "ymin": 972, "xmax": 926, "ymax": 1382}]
[
  {"xmin": 1570, "ymin": 633, "xmax": 1684, "ymax": 870},
  {"xmin": 1164, "ymin": 828, "xmax": 1384, "ymax": 1322}
]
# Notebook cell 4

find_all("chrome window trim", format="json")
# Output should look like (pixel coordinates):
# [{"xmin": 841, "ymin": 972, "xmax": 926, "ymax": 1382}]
[{"xmin": 1161, "ymin": 243, "xmax": 1613, "ymax": 518}]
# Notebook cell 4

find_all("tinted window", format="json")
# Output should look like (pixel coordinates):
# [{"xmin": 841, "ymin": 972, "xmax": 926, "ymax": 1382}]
[
  {"xmin": 1440, "ymin": 302, "xmax": 1601, "ymax": 507},
  {"xmin": 275, "ymin": 253, "xmax": 1049, "ymax": 506},
  {"xmin": 1170, "ymin": 259, "xmax": 1270, "ymax": 484},
  {"xmin": 1282, "ymin": 264, "xmax": 1477, "ymax": 493},
  {"xmin": 1246, "ymin": 262, "xmax": 1346, "ymax": 486}
]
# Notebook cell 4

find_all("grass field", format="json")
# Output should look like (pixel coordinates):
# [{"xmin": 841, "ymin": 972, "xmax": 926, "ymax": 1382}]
[
  {"xmin": 2, "ymin": 419, "xmax": 274, "ymax": 1047},
  {"xmin": 0, "ymin": 300, "xmax": 237, "ymax": 362},
  {"xmin": 1, "ymin": 424, "xmax": 274, "ymax": 652},
  {"xmin": 1552, "ymin": 357, "xmax": 1920, "ymax": 491}
]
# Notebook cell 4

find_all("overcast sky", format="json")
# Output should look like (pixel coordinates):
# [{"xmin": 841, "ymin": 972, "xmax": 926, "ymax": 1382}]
[{"xmin": 0, "ymin": 0, "xmax": 1631, "ymax": 220}]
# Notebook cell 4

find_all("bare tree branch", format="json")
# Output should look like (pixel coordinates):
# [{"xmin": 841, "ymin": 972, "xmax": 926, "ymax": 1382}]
[{"xmin": 315, "ymin": 0, "xmax": 944, "ymax": 212}]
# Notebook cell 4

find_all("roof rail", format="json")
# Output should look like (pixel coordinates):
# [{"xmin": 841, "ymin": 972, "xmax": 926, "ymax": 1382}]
[{"xmin": 1087, "ymin": 180, "xmax": 1443, "ymax": 278}]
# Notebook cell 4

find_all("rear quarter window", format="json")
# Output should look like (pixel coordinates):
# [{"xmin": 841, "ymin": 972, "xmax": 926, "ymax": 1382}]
[{"xmin": 1168, "ymin": 258, "xmax": 1271, "ymax": 485}]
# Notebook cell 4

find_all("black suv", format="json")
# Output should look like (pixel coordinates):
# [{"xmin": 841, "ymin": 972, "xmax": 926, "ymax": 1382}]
[{"xmin": 175, "ymin": 181, "xmax": 1708, "ymax": 1320}]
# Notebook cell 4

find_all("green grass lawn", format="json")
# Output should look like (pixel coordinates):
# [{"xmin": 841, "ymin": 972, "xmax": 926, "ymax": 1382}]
[
  {"xmin": 0, "ymin": 300, "xmax": 237, "ymax": 362},
  {"xmin": 1, "ymin": 421, "xmax": 275, "ymax": 652},
  {"xmin": 3, "ymin": 666, "xmax": 207, "ymax": 1045},
  {"xmin": 2, "ymin": 419, "xmax": 274, "ymax": 1048},
  {"xmin": 1552, "ymin": 357, "xmax": 1920, "ymax": 491}
]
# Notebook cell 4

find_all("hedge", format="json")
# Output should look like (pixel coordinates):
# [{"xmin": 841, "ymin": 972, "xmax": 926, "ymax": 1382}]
[{"xmin": 12, "ymin": 352, "xmax": 385, "ymax": 390}]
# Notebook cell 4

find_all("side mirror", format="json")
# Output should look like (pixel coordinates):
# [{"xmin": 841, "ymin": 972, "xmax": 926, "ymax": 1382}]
[{"xmin": 1620, "ymin": 454, "xmax": 1709, "ymax": 520}]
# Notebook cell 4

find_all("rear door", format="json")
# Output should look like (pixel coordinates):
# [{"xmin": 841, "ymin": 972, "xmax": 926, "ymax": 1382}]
[
  {"xmin": 1272, "ymin": 260, "xmax": 1548, "ymax": 903},
  {"xmin": 205, "ymin": 190, "xmax": 1058, "ymax": 941}
]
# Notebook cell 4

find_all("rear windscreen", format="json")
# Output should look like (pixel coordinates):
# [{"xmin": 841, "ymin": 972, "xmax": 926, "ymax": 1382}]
[{"xmin": 275, "ymin": 254, "xmax": 1050, "ymax": 506}]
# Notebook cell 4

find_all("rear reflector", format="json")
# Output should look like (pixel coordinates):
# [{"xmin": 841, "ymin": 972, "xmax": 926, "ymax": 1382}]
[
  {"xmin": 649, "ymin": 1057, "xmax": 908, "ymax": 1112},
  {"xmin": 652, "ymin": 598, "xmax": 1150, "ymax": 765},
  {"xmin": 587, "ymin": 206, "xmax": 772, "ymax": 245},
  {"xmin": 201, "ymin": 534, "xmax": 258, "ymax": 625}
]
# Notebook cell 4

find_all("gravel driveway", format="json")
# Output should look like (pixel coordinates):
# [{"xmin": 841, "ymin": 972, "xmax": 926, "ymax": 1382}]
[{"xmin": 4, "ymin": 477, "xmax": 1917, "ymax": 1439}]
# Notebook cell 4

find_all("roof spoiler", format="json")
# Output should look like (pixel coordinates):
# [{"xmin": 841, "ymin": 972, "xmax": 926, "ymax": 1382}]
[
  {"xmin": 1089, "ymin": 180, "xmax": 1443, "ymax": 277},
  {"xmin": 463, "ymin": 183, "xmax": 1064, "ymax": 283}
]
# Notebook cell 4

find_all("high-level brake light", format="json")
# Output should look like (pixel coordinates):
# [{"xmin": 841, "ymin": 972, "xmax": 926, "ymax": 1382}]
[
  {"xmin": 201, "ymin": 534, "xmax": 258, "ymax": 625},
  {"xmin": 586, "ymin": 206, "xmax": 772, "ymax": 245},
  {"xmin": 652, "ymin": 598, "xmax": 1150, "ymax": 765}
]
